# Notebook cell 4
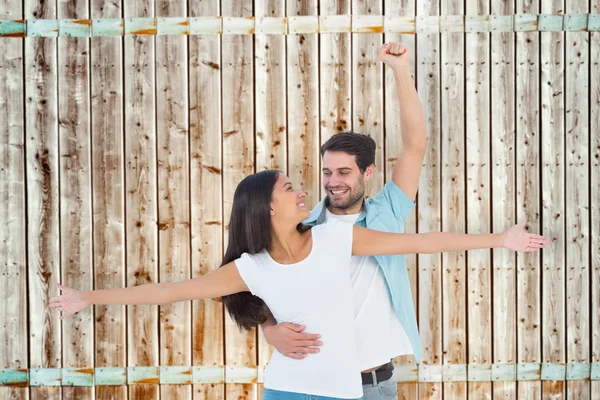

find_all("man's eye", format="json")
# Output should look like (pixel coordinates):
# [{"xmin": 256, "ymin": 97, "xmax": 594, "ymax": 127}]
[{"xmin": 340, "ymin": 172, "xmax": 348, "ymax": 175}]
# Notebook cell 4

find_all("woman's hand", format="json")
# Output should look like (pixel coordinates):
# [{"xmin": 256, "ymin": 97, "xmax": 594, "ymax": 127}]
[
  {"xmin": 49, "ymin": 282, "xmax": 90, "ymax": 319},
  {"xmin": 501, "ymin": 221, "xmax": 549, "ymax": 252}
]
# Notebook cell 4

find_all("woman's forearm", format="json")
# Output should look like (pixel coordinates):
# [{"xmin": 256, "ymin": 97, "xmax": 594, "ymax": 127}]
[
  {"xmin": 417, "ymin": 232, "xmax": 503, "ymax": 254},
  {"xmin": 83, "ymin": 282, "xmax": 169, "ymax": 306}
]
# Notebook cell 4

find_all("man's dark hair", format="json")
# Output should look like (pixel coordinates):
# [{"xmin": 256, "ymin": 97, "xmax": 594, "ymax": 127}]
[{"xmin": 320, "ymin": 132, "xmax": 376, "ymax": 173}]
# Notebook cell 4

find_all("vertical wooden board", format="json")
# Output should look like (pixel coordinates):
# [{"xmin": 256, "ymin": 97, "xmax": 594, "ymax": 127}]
[
  {"xmin": 416, "ymin": 0, "xmax": 442, "ymax": 398},
  {"xmin": 591, "ymin": 9, "xmax": 600, "ymax": 398},
  {"xmin": 465, "ymin": 0, "xmax": 491, "ymax": 398},
  {"xmin": 352, "ymin": 0, "xmax": 383, "ymax": 196},
  {"xmin": 490, "ymin": 1, "xmax": 516, "ymax": 399},
  {"xmin": 155, "ymin": 0, "xmax": 190, "ymax": 398},
  {"xmin": 384, "ymin": 0, "xmax": 418, "ymax": 396},
  {"xmin": 90, "ymin": 0, "xmax": 126, "ymax": 399},
  {"xmin": 565, "ymin": 0, "xmax": 589, "ymax": 397},
  {"xmin": 24, "ymin": 2, "xmax": 61, "ymax": 400},
  {"xmin": 319, "ymin": 0, "xmax": 351, "ymax": 200},
  {"xmin": 124, "ymin": 0, "xmax": 159, "ymax": 398},
  {"xmin": 287, "ymin": 0, "xmax": 320, "ymax": 209},
  {"xmin": 440, "ymin": 0, "xmax": 465, "ymax": 397},
  {"xmin": 255, "ymin": 0, "xmax": 286, "ymax": 381},
  {"xmin": 222, "ymin": 0, "xmax": 256, "ymax": 397},
  {"xmin": 58, "ymin": 1, "xmax": 93, "ymax": 399},
  {"xmin": 540, "ymin": 0, "xmax": 566, "ymax": 398},
  {"xmin": 0, "ymin": 0, "xmax": 27, "ymax": 398},
  {"xmin": 188, "ymin": 0, "xmax": 224, "ymax": 398},
  {"xmin": 516, "ymin": 0, "xmax": 541, "ymax": 397}
]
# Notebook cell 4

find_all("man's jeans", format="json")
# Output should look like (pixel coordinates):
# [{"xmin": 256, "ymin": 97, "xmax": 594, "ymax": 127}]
[{"xmin": 362, "ymin": 367, "xmax": 398, "ymax": 400}]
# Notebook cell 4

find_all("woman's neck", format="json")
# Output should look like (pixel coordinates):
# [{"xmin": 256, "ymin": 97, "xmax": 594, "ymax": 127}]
[{"xmin": 269, "ymin": 223, "xmax": 311, "ymax": 264}]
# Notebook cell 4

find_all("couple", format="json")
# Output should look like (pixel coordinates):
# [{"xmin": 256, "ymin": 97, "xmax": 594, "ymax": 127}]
[{"xmin": 50, "ymin": 43, "xmax": 548, "ymax": 400}]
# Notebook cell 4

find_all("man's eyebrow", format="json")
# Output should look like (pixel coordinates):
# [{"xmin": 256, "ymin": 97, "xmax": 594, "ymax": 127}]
[{"xmin": 322, "ymin": 167, "xmax": 353, "ymax": 171}]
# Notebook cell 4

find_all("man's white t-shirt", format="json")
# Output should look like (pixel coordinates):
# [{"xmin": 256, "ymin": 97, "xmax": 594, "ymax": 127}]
[
  {"xmin": 326, "ymin": 209, "xmax": 413, "ymax": 371},
  {"xmin": 234, "ymin": 221, "xmax": 362, "ymax": 399}
]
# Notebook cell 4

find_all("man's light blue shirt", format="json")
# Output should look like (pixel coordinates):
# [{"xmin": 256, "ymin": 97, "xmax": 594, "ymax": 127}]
[{"xmin": 303, "ymin": 179, "xmax": 421, "ymax": 363}]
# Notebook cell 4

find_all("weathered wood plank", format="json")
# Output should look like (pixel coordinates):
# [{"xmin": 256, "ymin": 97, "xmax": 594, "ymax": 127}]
[
  {"xmin": 90, "ymin": 1, "xmax": 126, "ymax": 400},
  {"xmin": 155, "ymin": 0, "xmax": 191, "ymax": 399},
  {"xmin": 255, "ymin": 1, "xmax": 286, "ymax": 390},
  {"xmin": 416, "ymin": 0, "xmax": 442, "ymax": 398},
  {"xmin": 440, "ymin": 0, "xmax": 466, "ymax": 397},
  {"xmin": 222, "ymin": 0, "xmax": 256, "ymax": 397},
  {"xmin": 287, "ymin": 0, "xmax": 320, "ymax": 209},
  {"xmin": 490, "ymin": 1, "xmax": 517, "ymax": 399},
  {"xmin": 565, "ymin": 0, "xmax": 590, "ymax": 397},
  {"xmin": 465, "ymin": 0, "xmax": 491, "ymax": 397},
  {"xmin": 591, "ymin": 4, "xmax": 600, "ymax": 396},
  {"xmin": 123, "ymin": 0, "xmax": 159, "ymax": 398},
  {"xmin": 384, "ymin": 0, "xmax": 418, "ymax": 396},
  {"xmin": 25, "ymin": 1, "xmax": 61, "ymax": 398},
  {"xmin": 0, "ymin": 0, "xmax": 27, "ymax": 398},
  {"xmin": 57, "ymin": 0, "xmax": 93, "ymax": 399},
  {"xmin": 319, "ymin": 0, "xmax": 351, "ymax": 200},
  {"xmin": 540, "ymin": 0, "xmax": 566, "ymax": 398},
  {"xmin": 189, "ymin": 0, "xmax": 224, "ymax": 398},
  {"xmin": 516, "ymin": 0, "xmax": 542, "ymax": 397},
  {"xmin": 352, "ymin": 0, "xmax": 384, "ymax": 196}
]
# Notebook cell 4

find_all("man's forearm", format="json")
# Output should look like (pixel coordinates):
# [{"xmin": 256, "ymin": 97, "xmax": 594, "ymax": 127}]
[{"xmin": 393, "ymin": 67, "xmax": 426, "ymax": 150}]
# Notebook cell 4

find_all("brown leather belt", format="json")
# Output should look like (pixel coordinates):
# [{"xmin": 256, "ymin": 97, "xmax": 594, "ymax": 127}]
[{"xmin": 361, "ymin": 361, "xmax": 394, "ymax": 385}]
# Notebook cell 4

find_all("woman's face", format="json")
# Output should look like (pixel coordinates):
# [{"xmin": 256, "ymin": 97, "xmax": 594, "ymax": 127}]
[{"xmin": 270, "ymin": 173, "xmax": 310, "ymax": 224}]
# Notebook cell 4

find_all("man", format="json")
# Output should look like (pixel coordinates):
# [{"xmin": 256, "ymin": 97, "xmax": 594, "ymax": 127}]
[{"xmin": 262, "ymin": 42, "xmax": 426, "ymax": 399}]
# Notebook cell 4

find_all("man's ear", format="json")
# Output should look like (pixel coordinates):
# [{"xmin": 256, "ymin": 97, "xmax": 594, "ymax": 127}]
[{"xmin": 364, "ymin": 164, "xmax": 375, "ymax": 181}]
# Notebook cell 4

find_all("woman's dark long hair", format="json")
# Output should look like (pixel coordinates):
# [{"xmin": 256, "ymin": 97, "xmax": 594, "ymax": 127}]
[{"xmin": 221, "ymin": 169, "xmax": 307, "ymax": 330}]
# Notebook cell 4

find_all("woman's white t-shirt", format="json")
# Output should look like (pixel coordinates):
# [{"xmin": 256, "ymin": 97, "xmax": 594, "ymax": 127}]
[{"xmin": 234, "ymin": 220, "xmax": 362, "ymax": 399}]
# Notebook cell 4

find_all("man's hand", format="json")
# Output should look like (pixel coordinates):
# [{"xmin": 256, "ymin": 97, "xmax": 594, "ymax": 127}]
[
  {"xmin": 379, "ymin": 42, "xmax": 410, "ymax": 71},
  {"xmin": 262, "ymin": 322, "xmax": 322, "ymax": 360}
]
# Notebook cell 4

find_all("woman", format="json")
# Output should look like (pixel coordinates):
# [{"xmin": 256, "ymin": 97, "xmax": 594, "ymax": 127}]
[{"xmin": 50, "ymin": 170, "xmax": 547, "ymax": 399}]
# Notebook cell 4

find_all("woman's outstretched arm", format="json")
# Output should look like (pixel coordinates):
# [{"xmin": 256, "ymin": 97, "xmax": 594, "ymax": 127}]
[
  {"xmin": 352, "ymin": 221, "xmax": 548, "ymax": 256},
  {"xmin": 49, "ymin": 261, "xmax": 248, "ymax": 319}
]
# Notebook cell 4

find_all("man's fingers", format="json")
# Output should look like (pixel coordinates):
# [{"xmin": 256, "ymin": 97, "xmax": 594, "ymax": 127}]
[
  {"xmin": 282, "ymin": 322, "xmax": 306, "ymax": 332},
  {"xmin": 289, "ymin": 346, "xmax": 320, "ymax": 354},
  {"xmin": 284, "ymin": 352, "xmax": 307, "ymax": 360},
  {"xmin": 293, "ymin": 332, "xmax": 321, "ymax": 340},
  {"xmin": 293, "ymin": 340, "xmax": 323, "ymax": 347}
]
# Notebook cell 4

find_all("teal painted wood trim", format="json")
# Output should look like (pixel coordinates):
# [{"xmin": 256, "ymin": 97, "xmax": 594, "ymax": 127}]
[
  {"xmin": 157, "ymin": 17, "xmax": 189, "ymax": 35},
  {"xmin": 192, "ymin": 366, "xmax": 224, "ymax": 384},
  {"xmin": 538, "ymin": 14, "xmax": 564, "ymax": 31},
  {"xmin": 589, "ymin": 14, "xmax": 600, "ymax": 31},
  {"xmin": 189, "ymin": 17, "xmax": 222, "ymax": 34},
  {"xmin": 514, "ymin": 14, "xmax": 538, "ymax": 31},
  {"xmin": 29, "ymin": 368, "xmax": 61, "ymax": 386},
  {"xmin": 467, "ymin": 364, "xmax": 492, "ymax": 382},
  {"xmin": 591, "ymin": 363, "xmax": 600, "ymax": 380},
  {"xmin": 159, "ymin": 366, "xmax": 192, "ymax": 384},
  {"xmin": 394, "ymin": 364, "xmax": 418, "ymax": 382},
  {"xmin": 62, "ymin": 368, "xmax": 94, "ymax": 386},
  {"xmin": 92, "ymin": 19, "xmax": 123, "ymax": 36},
  {"xmin": 564, "ymin": 14, "xmax": 588, "ymax": 31},
  {"xmin": 418, "ymin": 364, "xmax": 442, "ymax": 382},
  {"xmin": 0, "ymin": 369, "xmax": 28, "ymax": 386},
  {"xmin": 442, "ymin": 364, "xmax": 467, "ymax": 382},
  {"xmin": 517, "ymin": 363, "xmax": 541, "ymax": 381},
  {"xmin": 124, "ymin": 18, "xmax": 156, "ymax": 35},
  {"xmin": 541, "ymin": 363, "xmax": 566, "ymax": 380},
  {"xmin": 0, "ymin": 20, "xmax": 26, "ymax": 37},
  {"xmin": 492, "ymin": 364, "xmax": 516, "ymax": 381},
  {"xmin": 59, "ymin": 19, "xmax": 91, "ymax": 37},
  {"xmin": 490, "ymin": 15, "xmax": 514, "ymax": 32},
  {"xmin": 127, "ymin": 366, "xmax": 159, "ymax": 384},
  {"xmin": 27, "ymin": 19, "xmax": 59, "ymax": 37},
  {"xmin": 566, "ymin": 363, "xmax": 591, "ymax": 380},
  {"xmin": 95, "ymin": 367, "xmax": 127, "ymax": 385}
]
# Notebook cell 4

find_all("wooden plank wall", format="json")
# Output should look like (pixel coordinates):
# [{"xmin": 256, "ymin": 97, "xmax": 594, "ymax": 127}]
[{"xmin": 1, "ymin": 0, "xmax": 600, "ymax": 398}]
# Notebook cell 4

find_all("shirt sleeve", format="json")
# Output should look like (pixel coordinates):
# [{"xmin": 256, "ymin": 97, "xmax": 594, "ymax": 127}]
[
  {"xmin": 233, "ymin": 253, "xmax": 261, "ymax": 296},
  {"xmin": 371, "ymin": 179, "xmax": 416, "ymax": 223}
]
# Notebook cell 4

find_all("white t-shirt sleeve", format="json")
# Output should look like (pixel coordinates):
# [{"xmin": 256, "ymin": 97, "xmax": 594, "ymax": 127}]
[
  {"xmin": 324, "ymin": 219, "xmax": 354, "ymax": 261},
  {"xmin": 233, "ymin": 253, "xmax": 261, "ymax": 296}
]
